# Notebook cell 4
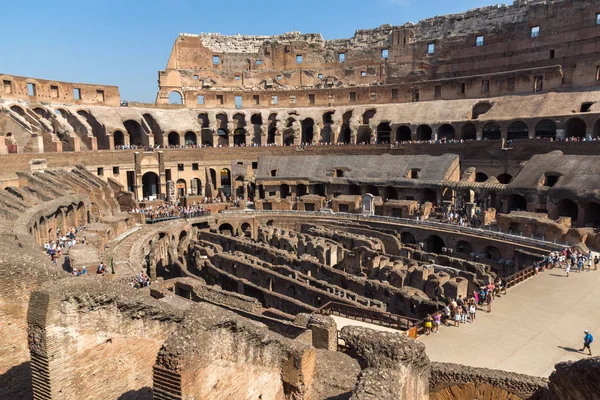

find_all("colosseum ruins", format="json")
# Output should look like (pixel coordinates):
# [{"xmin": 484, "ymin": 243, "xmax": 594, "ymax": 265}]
[{"xmin": 1, "ymin": 0, "xmax": 600, "ymax": 399}]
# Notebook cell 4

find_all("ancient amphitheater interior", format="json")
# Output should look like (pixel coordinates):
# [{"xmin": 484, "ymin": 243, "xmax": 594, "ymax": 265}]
[{"xmin": 2, "ymin": 0, "xmax": 600, "ymax": 399}]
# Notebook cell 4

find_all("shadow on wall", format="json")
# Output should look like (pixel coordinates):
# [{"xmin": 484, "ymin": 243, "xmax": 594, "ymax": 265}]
[
  {"xmin": 0, "ymin": 361, "xmax": 32, "ymax": 400},
  {"xmin": 116, "ymin": 387, "xmax": 153, "ymax": 400}
]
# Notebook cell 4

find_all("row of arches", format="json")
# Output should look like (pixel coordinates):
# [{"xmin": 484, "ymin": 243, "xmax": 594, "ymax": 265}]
[{"xmin": 400, "ymin": 232, "xmax": 503, "ymax": 260}]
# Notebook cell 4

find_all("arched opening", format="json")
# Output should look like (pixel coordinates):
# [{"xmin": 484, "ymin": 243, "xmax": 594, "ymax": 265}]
[
  {"xmin": 594, "ymin": 119, "xmax": 600, "ymax": 138},
  {"xmin": 234, "ymin": 176, "xmax": 244, "ymax": 198},
  {"xmin": 184, "ymin": 131, "xmax": 197, "ymax": 146},
  {"xmin": 484, "ymin": 246, "xmax": 501, "ymax": 260},
  {"xmin": 362, "ymin": 110, "xmax": 376, "ymax": 125},
  {"xmin": 219, "ymin": 223, "xmax": 234, "ymax": 236},
  {"xmin": 234, "ymin": 128, "xmax": 246, "ymax": 146},
  {"xmin": 176, "ymin": 179, "xmax": 187, "ymax": 197},
  {"xmin": 33, "ymin": 107, "xmax": 51, "ymax": 119},
  {"xmin": 220, "ymin": 169, "xmax": 231, "ymax": 197},
  {"xmin": 191, "ymin": 178, "xmax": 202, "ymax": 196},
  {"xmin": 78, "ymin": 110, "xmax": 108, "ymax": 149},
  {"xmin": 168, "ymin": 132, "xmax": 180, "ymax": 146},
  {"xmin": 124, "ymin": 120, "xmax": 145, "ymax": 146},
  {"xmin": 113, "ymin": 131, "xmax": 125, "ymax": 147},
  {"xmin": 507, "ymin": 121, "xmax": 529, "ymax": 140},
  {"xmin": 401, "ymin": 232, "xmax": 416, "ymax": 244},
  {"xmin": 241, "ymin": 222, "xmax": 252, "ymax": 237},
  {"xmin": 497, "ymin": 174, "xmax": 513, "ymax": 184},
  {"xmin": 557, "ymin": 199, "xmax": 579, "ymax": 221},
  {"xmin": 339, "ymin": 111, "xmax": 352, "ymax": 144},
  {"xmin": 471, "ymin": 102, "xmax": 492, "ymax": 119},
  {"xmin": 296, "ymin": 184, "xmax": 308, "ymax": 197},
  {"xmin": 461, "ymin": 123, "xmax": 477, "ymax": 140},
  {"xmin": 321, "ymin": 112, "xmax": 333, "ymax": 144},
  {"xmin": 142, "ymin": 172, "xmax": 160, "ymax": 200},
  {"xmin": 475, "ymin": 172, "xmax": 488, "ymax": 183},
  {"xmin": 216, "ymin": 114, "xmax": 229, "ymax": 146},
  {"xmin": 198, "ymin": 113, "xmax": 209, "ymax": 128},
  {"xmin": 267, "ymin": 113, "xmax": 277, "ymax": 145},
  {"xmin": 356, "ymin": 126, "xmax": 372, "ymax": 144},
  {"xmin": 143, "ymin": 113, "xmax": 163, "ymax": 146},
  {"xmin": 210, "ymin": 169, "xmax": 217, "ymax": 189},
  {"xmin": 396, "ymin": 125, "xmax": 412, "ymax": 142},
  {"xmin": 233, "ymin": 113, "xmax": 246, "ymax": 130},
  {"xmin": 584, "ymin": 202, "xmax": 600, "ymax": 226},
  {"xmin": 251, "ymin": 114, "xmax": 263, "ymax": 145},
  {"xmin": 376, "ymin": 122, "xmax": 392, "ymax": 144},
  {"xmin": 423, "ymin": 188, "xmax": 436, "ymax": 204},
  {"xmin": 10, "ymin": 105, "xmax": 25, "ymax": 116},
  {"xmin": 301, "ymin": 118, "xmax": 314, "ymax": 144},
  {"xmin": 509, "ymin": 194, "xmax": 527, "ymax": 211},
  {"xmin": 201, "ymin": 131, "xmax": 213, "ymax": 147},
  {"xmin": 482, "ymin": 122, "xmax": 501, "ymax": 140},
  {"xmin": 565, "ymin": 118, "xmax": 586, "ymax": 138},
  {"xmin": 280, "ymin": 184, "xmax": 290, "ymax": 199},
  {"xmin": 417, "ymin": 125, "xmax": 432, "ymax": 141},
  {"xmin": 437, "ymin": 124, "xmax": 455, "ymax": 140},
  {"xmin": 168, "ymin": 91, "xmax": 183, "ymax": 105},
  {"xmin": 455, "ymin": 241, "xmax": 473, "ymax": 254},
  {"xmin": 535, "ymin": 119, "xmax": 557, "ymax": 139},
  {"xmin": 425, "ymin": 235, "xmax": 445, "ymax": 254}
]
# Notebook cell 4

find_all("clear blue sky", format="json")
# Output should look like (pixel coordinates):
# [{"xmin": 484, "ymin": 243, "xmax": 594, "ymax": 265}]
[{"xmin": 1, "ymin": 0, "xmax": 494, "ymax": 103}]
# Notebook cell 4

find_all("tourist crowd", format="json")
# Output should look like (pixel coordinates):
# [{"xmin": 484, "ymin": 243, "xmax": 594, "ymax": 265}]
[
  {"xmin": 44, "ymin": 226, "xmax": 87, "ymax": 265},
  {"xmin": 536, "ymin": 247, "xmax": 598, "ymax": 276},
  {"xmin": 131, "ymin": 204, "xmax": 211, "ymax": 220}
]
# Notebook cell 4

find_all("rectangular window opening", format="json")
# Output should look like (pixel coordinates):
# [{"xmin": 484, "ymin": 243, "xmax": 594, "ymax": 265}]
[
  {"xmin": 531, "ymin": 26, "xmax": 540, "ymax": 38},
  {"xmin": 534, "ymin": 75, "xmax": 544, "ymax": 93},
  {"xmin": 596, "ymin": 65, "xmax": 600, "ymax": 81},
  {"xmin": 50, "ymin": 85, "xmax": 59, "ymax": 98},
  {"xmin": 27, "ymin": 83, "xmax": 36, "ymax": 96},
  {"xmin": 434, "ymin": 85, "xmax": 442, "ymax": 97},
  {"xmin": 74, "ymin": 88, "xmax": 81, "ymax": 100},
  {"xmin": 193, "ymin": 75, "xmax": 199, "ymax": 80},
  {"xmin": 252, "ymin": 162, "xmax": 258, "ymax": 169},
  {"xmin": 458, "ymin": 83, "xmax": 466, "ymax": 94},
  {"xmin": 370, "ymin": 92, "xmax": 377, "ymax": 101},
  {"xmin": 277, "ymin": 75, "xmax": 282, "ymax": 80},
  {"xmin": 272, "ymin": 95, "xmax": 278, "ymax": 105},
  {"xmin": 391, "ymin": 89, "xmax": 399, "ymax": 100},
  {"xmin": 112, "ymin": 166, "xmax": 119, "ymax": 175},
  {"xmin": 549, "ymin": 49, "xmax": 555, "ymax": 59},
  {"xmin": 596, "ymin": 13, "xmax": 600, "ymax": 25},
  {"xmin": 192, "ymin": 163, "xmax": 199, "ymax": 171},
  {"xmin": 427, "ymin": 43, "xmax": 435, "ymax": 54},
  {"xmin": 178, "ymin": 164, "xmax": 184, "ymax": 172},
  {"xmin": 235, "ymin": 95, "xmax": 243, "ymax": 109},
  {"xmin": 349, "ymin": 92, "xmax": 357, "ymax": 102},
  {"xmin": 96, "ymin": 89, "xmax": 104, "ymax": 102},
  {"xmin": 476, "ymin": 36, "xmax": 484, "ymax": 47},
  {"xmin": 197, "ymin": 95, "xmax": 205, "ymax": 105},
  {"xmin": 3, "ymin": 80, "xmax": 12, "ymax": 94},
  {"xmin": 482, "ymin": 80, "xmax": 490, "ymax": 93},
  {"xmin": 213, "ymin": 55, "xmax": 220, "ymax": 65},
  {"xmin": 308, "ymin": 94, "xmax": 315, "ymax": 104},
  {"xmin": 216, "ymin": 95, "xmax": 224, "ymax": 105},
  {"xmin": 507, "ymin": 78, "xmax": 516, "ymax": 91},
  {"xmin": 381, "ymin": 49, "xmax": 389, "ymax": 59},
  {"xmin": 235, "ymin": 75, "xmax": 241, "ymax": 81},
  {"xmin": 97, "ymin": 167, "xmax": 104, "ymax": 176},
  {"xmin": 339, "ymin": 53, "xmax": 345, "ymax": 62},
  {"xmin": 296, "ymin": 54, "xmax": 303, "ymax": 64},
  {"xmin": 411, "ymin": 88, "xmax": 420, "ymax": 102},
  {"xmin": 253, "ymin": 95, "xmax": 260, "ymax": 105},
  {"xmin": 361, "ymin": 71, "xmax": 366, "ymax": 77},
  {"xmin": 289, "ymin": 95, "xmax": 296, "ymax": 104},
  {"xmin": 255, "ymin": 59, "xmax": 263, "ymax": 65}
]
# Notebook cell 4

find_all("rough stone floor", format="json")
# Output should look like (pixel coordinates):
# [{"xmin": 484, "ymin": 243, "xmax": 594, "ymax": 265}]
[{"xmin": 419, "ymin": 266, "xmax": 600, "ymax": 377}]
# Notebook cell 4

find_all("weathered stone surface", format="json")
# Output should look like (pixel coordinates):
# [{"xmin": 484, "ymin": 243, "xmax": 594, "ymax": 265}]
[{"xmin": 547, "ymin": 357, "xmax": 600, "ymax": 400}]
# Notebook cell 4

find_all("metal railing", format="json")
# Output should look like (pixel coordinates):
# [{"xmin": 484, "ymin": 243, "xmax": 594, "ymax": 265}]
[
  {"xmin": 144, "ymin": 210, "xmax": 212, "ymax": 224},
  {"xmin": 313, "ymin": 301, "xmax": 420, "ymax": 339},
  {"xmin": 505, "ymin": 264, "xmax": 538, "ymax": 289},
  {"xmin": 220, "ymin": 210, "xmax": 564, "ymax": 250}
]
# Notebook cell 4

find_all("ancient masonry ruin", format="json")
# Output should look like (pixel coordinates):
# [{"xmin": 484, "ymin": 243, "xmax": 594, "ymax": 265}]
[{"xmin": 1, "ymin": 0, "xmax": 600, "ymax": 399}]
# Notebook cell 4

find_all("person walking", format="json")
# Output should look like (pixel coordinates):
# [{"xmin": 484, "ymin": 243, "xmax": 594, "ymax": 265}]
[
  {"xmin": 581, "ymin": 330, "xmax": 594, "ymax": 355},
  {"xmin": 565, "ymin": 263, "xmax": 570, "ymax": 277}
]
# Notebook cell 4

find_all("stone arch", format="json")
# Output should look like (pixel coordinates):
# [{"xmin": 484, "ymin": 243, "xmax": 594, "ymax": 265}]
[
  {"xmin": 301, "ymin": 118, "xmax": 314, "ymax": 144},
  {"xmin": 233, "ymin": 113, "xmax": 246, "ymax": 129},
  {"xmin": 220, "ymin": 168, "xmax": 231, "ymax": 197},
  {"xmin": 365, "ymin": 185, "xmax": 379, "ymax": 196},
  {"xmin": 201, "ymin": 130, "xmax": 213, "ymax": 147},
  {"xmin": 461, "ymin": 123, "xmax": 477, "ymax": 140},
  {"xmin": 475, "ymin": 172, "xmax": 488, "ymax": 183},
  {"xmin": 437, "ymin": 124, "xmax": 455, "ymax": 140},
  {"xmin": 198, "ymin": 113, "xmax": 210, "ymax": 128},
  {"xmin": 124, "ymin": 120, "xmax": 146, "ymax": 146},
  {"xmin": 143, "ymin": 113, "xmax": 163, "ymax": 146},
  {"xmin": 77, "ymin": 110, "xmax": 108, "ymax": 149},
  {"xmin": 362, "ymin": 109, "xmax": 376, "ymax": 125},
  {"xmin": 240, "ymin": 222, "xmax": 252, "ymax": 237},
  {"xmin": 142, "ymin": 172, "xmax": 160, "ymax": 200},
  {"xmin": 280, "ymin": 184, "xmax": 290, "ymax": 199},
  {"xmin": 455, "ymin": 240, "xmax": 473, "ymax": 254},
  {"xmin": 417, "ymin": 125, "xmax": 432, "ymax": 141},
  {"xmin": 176, "ymin": 179, "xmax": 187, "ymax": 197},
  {"xmin": 482, "ymin": 122, "xmax": 501, "ymax": 140},
  {"xmin": 339, "ymin": 111, "xmax": 352, "ymax": 144},
  {"xmin": 583, "ymin": 202, "xmax": 600, "ymax": 226},
  {"xmin": 356, "ymin": 126, "xmax": 372, "ymax": 144},
  {"xmin": 425, "ymin": 235, "xmax": 445, "ymax": 254},
  {"xmin": 470, "ymin": 101, "xmax": 492, "ymax": 119},
  {"xmin": 113, "ymin": 130, "xmax": 125, "ymax": 147},
  {"xmin": 348, "ymin": 185, "xmax": 361, "ymax": 196},
  {"xmin": 423, "ymin": 188, "xmax": 437, "ymax": 204},
  {"xmin": 251, "ymin": 113, "xmax": 263, "ymax": 145},
  {"xmin": 401, "ymin": 232, "xmax": 416, "ymax": 244},
  {"xmin": 396, "ymin": 125, "xmax": 411, "ymax": 142},
  {"xmin": 557, "ymin": 199, "xmax": 579, "ymax": 221},
  {"xmin": 376, "ymin": 122, "xmax": 392, "ymax": 144},
  {"xmin": 218, "ymin": 223, "xmax": 235, "ymax": 236},
  {"xmin": 168, "ymin": 132, "xmax": 180, "ymax": 146},
  {"xmin": 509, "ymin": 194, "xmax": 527, "ymax": 211},
  {"xmin": 76, "ymin": 202, "xmax": 87, "ymax": 226},
  {"xmin": 184, "ymin": 131, "xmax": 197, "ymax": 146},
  {"xmin": 497, "ymin": 173, "xmax": 513, "ymax": 184},
  {"xmin": 10, "ymin": 105, "xmax": 25, "ymax": 116},
  {"xmin": 507, "ymin": 121, "xmax": 529, "ymax": 140},
  {"xmin": 234, "ymin": 128, "xmax": 246, "ymax": 146},
  {"xmin": 168, "ymin": 90, "xmax": 183, "ymax": 105},
  {"xmin": 484, "ymin": 245, "xmax": 501, "ymax": 260},
  {"xmin": 33, "ymin": 107, "xmax": 51, "ymax": 119},
  {"xmin": 296, "ymin": 184, "xmax": 308, "ymax": 197},
  {"xmin": 384, "ymin": 186, "xmax": 397, "ymax": 200},
  {"xmin": 216, "ymin": 114, "xmax": 229, "ymax": 146},
  {"xmin": 191, "ymin": 178, "xmax": 202, "ymax": 196},
  {"xmin": 534, "ymin": 119, "xmax": 557, "ymax": 139},
  {"xmin": 564, "ymin": 118, "xmax": 586, "ymax": 138}
]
